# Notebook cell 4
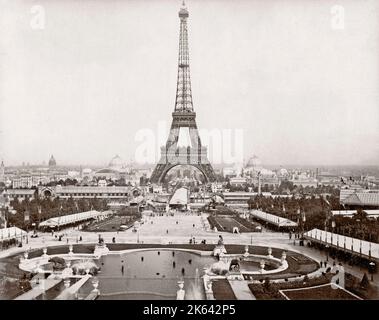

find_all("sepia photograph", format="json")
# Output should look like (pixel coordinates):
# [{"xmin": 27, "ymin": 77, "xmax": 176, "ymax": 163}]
[{"xmin": 0, "ymin": 0, "xmax": 378, "ymax": 313}]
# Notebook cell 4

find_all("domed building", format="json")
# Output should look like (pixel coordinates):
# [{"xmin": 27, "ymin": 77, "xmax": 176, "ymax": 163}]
[
  {"xmin": 244, "ymin": 155, "xmax": 263, "ymax": 176},
  {"xmin": 245, "ymin": 155, "xmax": 262, "ymax": 170},
  {"xmin": 94, "ymin": 155, "xmax": 127, "ymax": 180},
  {"xmin": 48, "ymin": 155, "xmax": 57, "ymax": 167},
  {"xmin": 108, "ymin": 155, "xmax": 125, "ymax": 170}
]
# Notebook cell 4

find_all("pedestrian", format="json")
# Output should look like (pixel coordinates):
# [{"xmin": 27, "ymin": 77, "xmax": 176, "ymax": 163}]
[
  {"xmin": 320, "ymin": 261, "xmax": 323, "ymax": 268},
  {"xmin": 166, "ymin": 229, "xmax": 168, "ymax": 234},
  {"xmin": 121, "ymin": 265, "xmax": 124, "ymax": 274},
  {"xmin": 324, "ymin": 261, "xmax": 327, "ymax": 268},
  {"xmin": 173, "ymin": 261, "xmax": 176, "ymax": 268}
]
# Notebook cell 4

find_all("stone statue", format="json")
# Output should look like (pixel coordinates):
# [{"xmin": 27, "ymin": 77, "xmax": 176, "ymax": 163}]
[
  {"xmin": 176, "ymin": 281, "xmax": 185, "ymax": 300},
  {"xmin": 213, "ymin": 235, "xmax": 227, "ymax": 257}
]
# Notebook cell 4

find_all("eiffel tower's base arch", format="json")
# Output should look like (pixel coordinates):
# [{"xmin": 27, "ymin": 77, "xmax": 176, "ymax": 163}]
[{"xmin": 150, "ymin": 163, "xmax": 216, "ymax": 184}]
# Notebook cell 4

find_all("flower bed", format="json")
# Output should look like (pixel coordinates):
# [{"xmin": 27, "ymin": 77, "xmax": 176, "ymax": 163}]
[
  {"xmin": 280, "ymin": 283, "xmax": 360, "ymax": 300},
  {"xmin": 211, "ymin": 279, "xmax": 237, "ymax": 300},
  {"xmin": 248, "ymin": 273, "xmax": 334, "ymax": 300},
  {"xmin": 207, "ymin": 216, "xmax": 224, "ymax": 231},
  {"xmin": 233, "ymin": 216, "xmax": 260, "ymax": 232}
]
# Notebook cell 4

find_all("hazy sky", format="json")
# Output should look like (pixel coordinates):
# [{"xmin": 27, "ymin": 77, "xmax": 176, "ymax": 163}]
[{"xmin": 0, "ymin": 0, "xmax": 378, "ymax": 167}]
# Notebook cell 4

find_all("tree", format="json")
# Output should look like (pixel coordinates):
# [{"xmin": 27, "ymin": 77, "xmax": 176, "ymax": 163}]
[
  {"xmin": 360, "ymin": 273, "xmax": 370, "ymax": 290},
  {"xmin": 263, "ymin": 277, "xmax": 271, "ymax": 291}
]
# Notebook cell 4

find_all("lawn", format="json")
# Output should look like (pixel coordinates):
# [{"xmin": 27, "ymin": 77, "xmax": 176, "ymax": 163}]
[
  {"xmin": 208, "ymin": 215, "xmax": 259, "ymax": 233},
  {"xmin": 248, "ymin": 273, "xmax": 334, "ymax": 300},
  {"xmin": 84, "ymin": 216, "xmax": 138, "ymax": 232},
  {"xmin": 280, "ymin": 283, "xmax": 361, "ymax": 300}
]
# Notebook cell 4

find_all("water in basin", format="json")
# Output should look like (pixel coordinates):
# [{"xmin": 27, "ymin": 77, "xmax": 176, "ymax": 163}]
[{"xmin": 78, "ymin": 250, "xmax": 217, "ymax": 300}]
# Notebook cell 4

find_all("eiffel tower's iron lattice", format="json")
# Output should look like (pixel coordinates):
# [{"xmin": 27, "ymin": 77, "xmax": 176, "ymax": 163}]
[{"xmin": 150, "ymin": 3, "xmax": 216, "ymax": 184}]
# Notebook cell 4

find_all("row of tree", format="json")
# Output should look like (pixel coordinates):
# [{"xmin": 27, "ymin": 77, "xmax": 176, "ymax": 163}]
[
  {"xmin": 248, "ymin": 195, "xmax": 379, "ymax": 242},
  {"xmin": 6, "ymin": 196, "xmax": 108, "ymax": 229}
]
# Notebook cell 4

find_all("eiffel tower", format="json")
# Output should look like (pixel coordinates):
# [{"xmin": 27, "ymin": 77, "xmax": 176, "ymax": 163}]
[{"xmin": 150, "ymin": 2, "xmax": 216, "ymax": 184}]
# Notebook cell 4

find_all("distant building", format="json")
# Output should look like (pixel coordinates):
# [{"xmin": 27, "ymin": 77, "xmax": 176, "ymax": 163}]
[
  {"xmin": 244, "ymin": 155, "xmax": 263, "ymax": 177},
  {"xmin": 97, "ymin": 179, "xmax": 107, "ymax": 187},
  {"xmin": 3, "ymin": 189, "xmax": 36, "ymax": 202},
  {"xmin": 152, "ymin": 185, "xmax": 163, "ymax": 193},
  {"xmin": 222, "ymin": 167, "xmax": 238, "ymax": 178},
  {"xmin": 277, "ymin": 167, "xmax": 289, "ymax": 177},
  {"xmin": 94, "ymin": 155, "xmax": 128, "ymax": 180},
  {"xmin": 54, "ymin": 185, "xmax": 131, "ymax": 200},
  {"xmin": 222, "ymin": 191, "xmax": 256, "ymax": 208},
  {"xmin": 12, "ymin": 174, "xmax": 49, "ymax": 188},
  {"xmin": 341, "ymin": 189, "xmax": 379, "ymax": 209},
  {"xmin": 48, "ymin": 155, "xmax": 57, "ymax": 167},
  {"xmin": 229, "ymin": 176, "xmax": 247, "ymax": 188},
  {"xmin": 211, "ymin": 182, "xmax": 223, "ymax": 193},
  {"xmin": 339, "ymin": 186, "xmax": 364, "ymax": 203}
]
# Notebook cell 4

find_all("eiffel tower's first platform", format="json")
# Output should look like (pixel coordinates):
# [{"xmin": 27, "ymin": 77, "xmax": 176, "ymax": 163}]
[{"xmin": 150, "ymin": 3, "xmax": 216, "ymax": 184}]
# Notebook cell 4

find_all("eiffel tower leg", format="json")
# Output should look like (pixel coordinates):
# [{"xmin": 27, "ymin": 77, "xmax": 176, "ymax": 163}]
[
  {"xmin": 195, "ymin": 164, "xmax": 217, "ymax": 183},
  {"xmin": 150, "ymin": 163, "xmax": 170, "ymax": 184}
]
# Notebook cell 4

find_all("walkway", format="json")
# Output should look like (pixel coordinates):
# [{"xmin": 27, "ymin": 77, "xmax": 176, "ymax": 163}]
[
  {"xmin": 228, "ymin": 279, "xmax": 256, "ymax": 300},
  {"xmin": 55, "ymin": 275, "xmax": 91, "ymax": 300}
]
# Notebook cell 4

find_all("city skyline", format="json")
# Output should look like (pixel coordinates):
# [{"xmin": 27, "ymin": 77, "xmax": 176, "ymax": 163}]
[{"xmin": 0, "ymin": 0, "xmax": 378, "ymax": 167}]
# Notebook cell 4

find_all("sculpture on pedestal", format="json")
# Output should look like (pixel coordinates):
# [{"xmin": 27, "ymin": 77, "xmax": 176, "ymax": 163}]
[
  {"xmin": 212, "ymin": 235, "xmax": 227, "ymax": 257},
  {"xmin": 176, "ymin": 280, "xmax": 185, "ymax": 300},
  {"xmin": 267, "ymin": 247, "xmax": 272, "ymax": 258}
]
